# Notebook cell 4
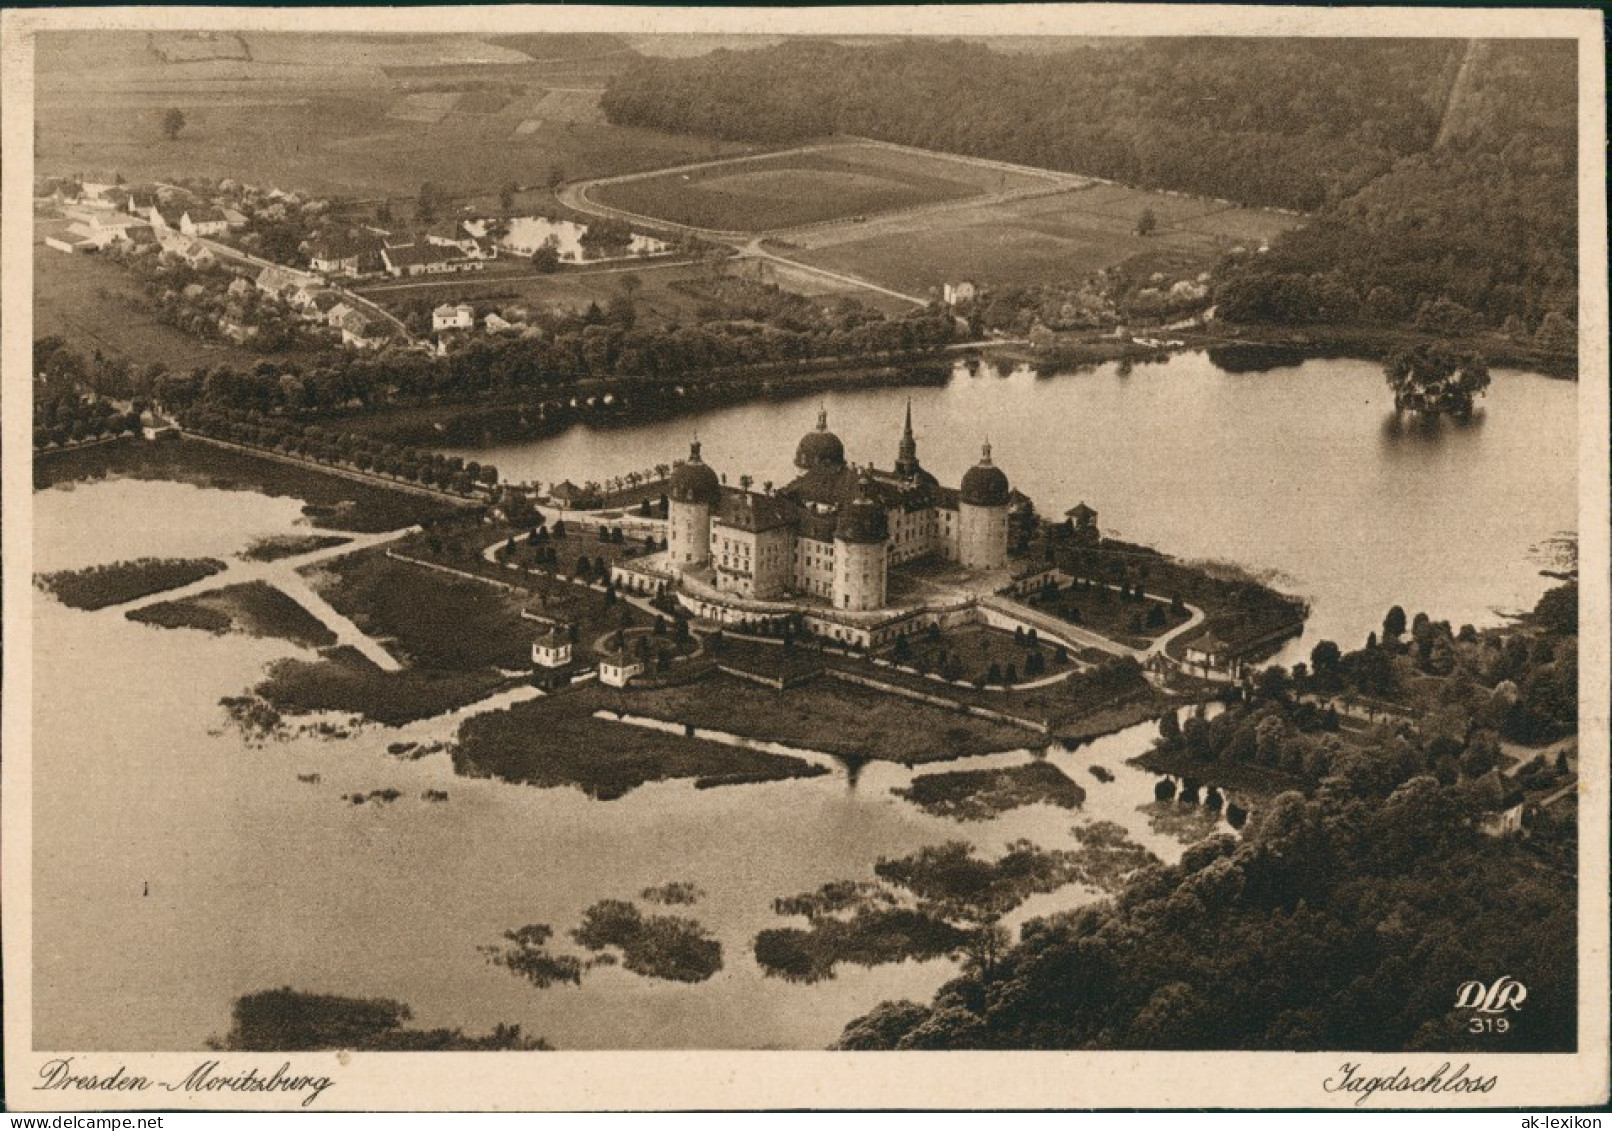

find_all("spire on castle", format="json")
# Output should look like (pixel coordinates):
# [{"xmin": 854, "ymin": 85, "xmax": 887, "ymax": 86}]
[
  {"xmin": 895, "ymin": 399, "xmax": 920, "ymax": 478},
  {"xmin": 689, "ymin": 437, "xmax": 703, "ymax": 462},
  {"xmin": 981, "ymin": 438, "xmax": 993, "ymax": 465},
  {"xmin": 816, "ymin": 404, "xmax": 829, "ymax": 432}
]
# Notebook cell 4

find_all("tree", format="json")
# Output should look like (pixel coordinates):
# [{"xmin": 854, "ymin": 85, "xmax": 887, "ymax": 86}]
[
  {"xmin": 1384, "ymin": 343, "xmax": 1491, "ymax": 415},
  {"xmin": 1135, "ymin": 208, "xmax": 1157, "ymax": 237},
  {"xmin": 1383, "ymin": 605, "xmax": 1407, "ymax": 640},
  {"xmin": 417, "ymin": 182, "xmax": 443, "ymax": 224},
  {"xmin": 499, "ymin": 182, "xmax": 518, "ymax": 212},
  {"xmin": 161, "ymin": 108, "xmax": 186, "ymax": 141},
  {"xmin": 532, "ymin": 245, "xmax": 561, "ymax": 274}
]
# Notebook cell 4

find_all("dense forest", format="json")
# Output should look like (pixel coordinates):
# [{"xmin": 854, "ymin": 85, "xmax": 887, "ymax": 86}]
[
  {"xmin": 835, "ymin": 586, "xmax": 1578, "ymax": 1052},
  {"xmin": 602, "ymin": 38, "xmax": 1577, "ymax": 340},
  {"xmin": 1217, "ymin": 41, "xmax": 1577, "ymax": 338},
  {"xmin": 602, "ymin": 38, "xmax": 1457, "ymax": 211}
]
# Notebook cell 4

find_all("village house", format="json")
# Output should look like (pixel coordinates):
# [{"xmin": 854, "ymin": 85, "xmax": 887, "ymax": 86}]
[
  {"xmin": 160, "ymin": 234, "xmax": 217, "ymax": 270},
  {"xmin": 943, "ymin": 280, "xmax": 978, "ymax": 306},
  {"xmin": 380, "ymin": 241, "xmax": 484, "ymax": 278},
  {"xmin": 227, "ymin": 277, "xmax": 254, "ymax": 298},
  {"xmin": 308, "ymin": 230, "xmax": 377, "ymax": 277},
  {"xmin": 255, "ymin": 263, "xmax": 313, "ymax": 300},
  {"xmin": 180, "ymin": 206, "xmax": 232, "ymax": 238},
  {"xmin": 139, "ymin": 409, "xmax": 179, "ymax": 442},
  {"xmin": 531, "ymin": 627, "xmax": 574, "ymax": 669},
  {"xmin": 597, "ymin": 644, "xmax": 648, "ymax": 688},
  {"xmin": 301, "ymin": 290, "xmax": 344, "ymax": 322},
  {"xmin": 335, "ymin": 310, "xmax": 390, "ymax": 351},
  {"xmin": 1182, "ymin": 632, "xmax": 1240, "ymax": 680},
  {"xmin": 432, "ymin": 302, "xmax": 475, "ymax": 332},
  {"xmin": 484, "ymin": 312, "xmax": 515, "ymax": 333}
]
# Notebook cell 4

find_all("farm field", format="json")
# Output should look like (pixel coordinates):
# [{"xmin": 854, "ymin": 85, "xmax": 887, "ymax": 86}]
[
  {"xmin": 589, "ymin": 143, "xmax": 1058, "ymax": 233},
  {"xmin": 32, "ymin": 228, "xmax": 306, "ymax": 372},
  {"xmin": 784, "ymin": 182, "xmax": 1301, "ymax": 296},
  {"xmin": 34, "ymin": 32, "xmax": 754, "ymax": 200}
]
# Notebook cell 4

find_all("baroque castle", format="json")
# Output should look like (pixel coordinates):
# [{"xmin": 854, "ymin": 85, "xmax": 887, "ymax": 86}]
[{"xmin": 662, "ymin": 405, "xmax": 1015, "ymax": 613}]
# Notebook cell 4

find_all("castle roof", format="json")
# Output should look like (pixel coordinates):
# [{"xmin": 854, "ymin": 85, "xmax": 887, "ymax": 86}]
[
  {"xmin": 668, "ymin": 440, "xmax": 722, "ymax": 506},
  {"xmin": 835, "ymin": 479, "xmax": 889, "ymax": 545},
  {"xmin": 716, "ymin": 488, "xmax": 797, "ymax": 533},
  {"xmin": 794, "ymin": 406, "xmax": 845, "ymax": 471},
  {"xmin": 960, "ymin": 441, "xmax": 1011, "ymax": 507}
]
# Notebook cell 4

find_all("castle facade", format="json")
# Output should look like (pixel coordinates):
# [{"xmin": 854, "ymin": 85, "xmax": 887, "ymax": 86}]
[{"xmin": 664, "ymin": 405, "xmax": 1013, "ymax": 613}]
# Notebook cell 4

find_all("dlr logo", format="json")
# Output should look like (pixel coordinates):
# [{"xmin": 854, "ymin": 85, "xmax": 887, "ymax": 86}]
[{"xmin": 1455, "ymin": 976, "xmax": 1528, "ymax": 1013}]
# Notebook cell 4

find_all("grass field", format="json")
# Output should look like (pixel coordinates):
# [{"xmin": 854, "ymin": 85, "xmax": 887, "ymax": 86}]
[
  {"xmin": 355, "ymin": 261, "xmax": 716, "ymax": 327},
  {"xmin": 32, "ymin": 232, "xmax": 304, "ymax": 373},
  {"xmin": 589, "ymin": 143, "xmax": 1048, "ymax": 233},
  {"xmin": 453, "ymin": 687, "xmax": 827, "ymax": 799},
  {"xmin": 599, "ymin": 672, "xmax": 1031, "ymax": 764},
  {"xmin": 788, "ymin": 182, "xmax": 1300, "ymax": 296}
]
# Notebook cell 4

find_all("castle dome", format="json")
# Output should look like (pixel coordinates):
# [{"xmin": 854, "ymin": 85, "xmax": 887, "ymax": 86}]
[
  {"xmin": 668, "ymin": 440, "xmax": 721, "ymax": 506},
  {"xmin": 794, "ymin": 407, "xmax": 846, "ymax": 471},
  {"xmin": 834, "ymin": 477, "xmax": 889, "ymax": 544},
  {"xmin": 960, "ymin": 440, "xmax": 1010, "ymax": 507}
]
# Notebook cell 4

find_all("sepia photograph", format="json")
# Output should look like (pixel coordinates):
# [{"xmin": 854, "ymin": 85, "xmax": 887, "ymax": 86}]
[{"xmin": 2, "ymin": 4, "xmax": 1606, "ymax": 1112}]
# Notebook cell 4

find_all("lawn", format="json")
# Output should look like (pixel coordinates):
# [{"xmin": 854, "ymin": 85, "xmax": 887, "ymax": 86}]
[
  {"xmin": 305, "ymin": 549, "xmax": 534, "ymax": 671},
  {"xmin": 35, "ymin": 438, "xmax": 466, "ymax": 533},
  {"xmin": 591, "ymin": 146, "xmax": 993, "ymax": 232},
  {"xmin": 787, "ymin": 181, "xmax": 1300, "ymax": 297},
  {"xmin": 452, "ymin": 686, "xmax": 828, "ymax": 799},
  {"xmin": 1019, "ymin": 581, "xmax": 1193, "ymax": 649},
  {"xmin": 129, "ymin": 580, "xmax": 339, "ymax": 650},
  {"xmin": 33, "ymin": 235, "xmax": 305, "ymax": 374},
  {"xmin": 595, "ymin": 671, "xmax": 1031, "ymax": 764},
  {"xmin": 886, "ymin": 623, "xmax": 1074, "ymax": 687}
]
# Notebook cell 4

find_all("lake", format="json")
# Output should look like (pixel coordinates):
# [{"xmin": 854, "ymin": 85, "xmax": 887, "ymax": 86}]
[
  {"xmin": 458, "ymin": 353, "xmax": 1578, "ymax": 661},
  {"xmin": 32, "ymin": 351, "xmax": 1576, "ymax": 1051},
  {"xmin": 32, "ymin": 482, "xmax": 1211, "ymax": 1050}
]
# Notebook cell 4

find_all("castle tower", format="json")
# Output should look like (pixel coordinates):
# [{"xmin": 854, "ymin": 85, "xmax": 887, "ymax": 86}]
[
  {"xmin": 667, "ymin": 439, "xmax": 721, "ymax": 571},
  {"xmin": 958, "ymin": 440, "xmax": 1010, "ymax": 570},
  {"xmin": 894, "ymin": 399, "xmax": 921, "ymax": 480},
  {"xmin": 795, "ymin": 405, "xmax": 846, "ymax": 471},
  {"xmin": 833, "ymin": 475, "xmax": 889, "ymax": 611}
]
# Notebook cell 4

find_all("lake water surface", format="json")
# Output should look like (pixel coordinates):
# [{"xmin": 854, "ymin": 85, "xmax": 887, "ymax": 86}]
[
  {"xmin": 460, "ymin": 353, "xmax": 1577, "ymax": 661},
  {"xmin": 33, "ymin": 352, "xmax": 1576, "ymax": 1050}
]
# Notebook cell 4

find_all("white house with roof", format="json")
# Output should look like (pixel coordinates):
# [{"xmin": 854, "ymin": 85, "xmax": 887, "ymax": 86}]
[
  {"xmin": 180, "ymin": 207, "xmax": 231, "ymax": 238},
  {"xmin": 943, "ymin": 280, "xmax": 978, "ymax": 306},
  {"xmin": 531, "ymin": 627, "xmax": 574, "ymax": 669},
  {"xmin": 432, "ymin": 302, "xmax": 475, "ymax": 332},
  {"xmin": 598, "ymin": 650, "xmax": 647, "ymax": 688}
]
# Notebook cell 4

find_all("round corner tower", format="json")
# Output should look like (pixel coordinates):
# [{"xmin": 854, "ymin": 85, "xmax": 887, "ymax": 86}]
[
  {"xmin": 833, "ymin": 477, "xmax": 889, "ymax": 611},
  {"xmin": 667, "ymin": 439, "xmax": 721, "ymax": 571},
  {"xmin": 958, "ymin": 440, "xmax": 1010, "ymax": 571}
]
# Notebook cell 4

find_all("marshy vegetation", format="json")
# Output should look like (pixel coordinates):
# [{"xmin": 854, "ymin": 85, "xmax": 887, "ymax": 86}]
[
  {"xmin": 894, "ymin": 761, "xmax": 1086, "ymax": 822},
  {"xmin": 39, "ymin": 556, "xmax": 227, "ymax": 610}
]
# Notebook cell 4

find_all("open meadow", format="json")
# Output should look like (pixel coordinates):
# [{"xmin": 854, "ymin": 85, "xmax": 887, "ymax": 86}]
[
  {"xmin": 588, "ymin": 141, "xmax": 1063, "ymax": 233},
  {"xmin": 784, "ymin": 181, "xmax": 1302, "ymax": 297}
]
